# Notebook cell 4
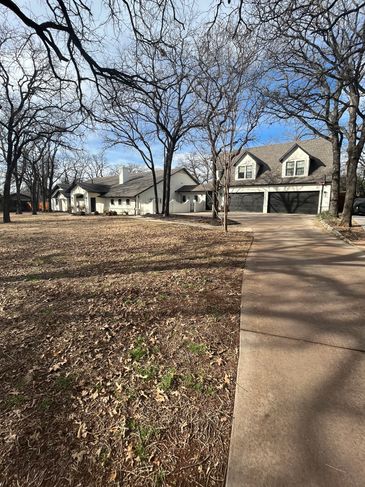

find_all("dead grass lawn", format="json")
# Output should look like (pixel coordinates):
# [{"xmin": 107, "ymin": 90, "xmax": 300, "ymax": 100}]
[{"xmin": 0, "ymin": 213, "xmax": 251, "ymax": 487}]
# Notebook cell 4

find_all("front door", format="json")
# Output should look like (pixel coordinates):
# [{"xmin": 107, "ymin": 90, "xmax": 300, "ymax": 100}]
[{"xmin": 90, "ymin": 197, "xmax": 96, "ymax": 213}]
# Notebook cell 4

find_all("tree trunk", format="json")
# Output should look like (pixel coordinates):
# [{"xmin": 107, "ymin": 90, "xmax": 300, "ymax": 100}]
[
  {"xmin": 15, "ymin": 178, "xmax": 22, "ymax": 215},
  {"xmin": 223, "ymin": 159, "xmax": 230, "ymax": 233},
  {"xmin": 47, "ymin": 193, "xmax": 53, "ymax": 213},
  {"xmin": 340, "ymin": 152, "xmax": 357, "ymax": 227},
  {"xmin": 211, "ymin": 157, "xmax": 219, "ymax": 220},
  {"xmin": 31, "ymin": 182, "xmax": 38, "ymax": 215},
  {"xmin": 163, "ymin": 145, "xmax": 174, "ymax": 217},
  {"xmin": 2, "ymin": 169, "xmax": 12, "ymax": 223},
  {"xmin": 42, "ymin": 189, "xmax": 47, "ymax": 212},
  {"xmin": 151, "ymin": 167, "xmax": 159, "ymax": 214},
  {"xmin": 340, "ymin": 88, "xmax": 363, "ymax": 227},
  {"xmin": 162, "ymin": 166, "xmax": 166, "ymax": 215},
  {"xmin": 223, "ymin": 175, "xmax": 229, "ymax": 233},
  {"xmin": 164, "ymin": 160, "xmax": 172, "ymax": 217},
  {"xmin": 329, "ymin": 135, "xmax": 341, "ymax": 216}
]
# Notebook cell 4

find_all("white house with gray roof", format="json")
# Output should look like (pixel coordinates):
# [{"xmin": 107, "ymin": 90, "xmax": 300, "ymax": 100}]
[
  {"xmin": 56, "ymin": 167, "xmax": 209, "ymax": 215},
  {"xmin": 52, "ymin": 138, "xmax": 333, "ymax": 216},
  {"xmin": 228, "ymin": 138, "xmax": 333, "ymax": 214}
]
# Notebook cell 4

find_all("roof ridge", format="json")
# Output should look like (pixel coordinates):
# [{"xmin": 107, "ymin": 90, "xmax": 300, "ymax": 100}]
[{"xmin": 247, "ymin": 137, "xmax": 323, "ymax": 152}]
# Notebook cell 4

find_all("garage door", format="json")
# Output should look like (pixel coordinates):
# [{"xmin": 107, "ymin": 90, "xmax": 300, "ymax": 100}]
[
  {"xmin": 230, "ymin": 193, "xmax": 264, "ymax": 212},
  {"xmin": 268, "ymin": 191, "xmax": 319, "ymax": 214}
]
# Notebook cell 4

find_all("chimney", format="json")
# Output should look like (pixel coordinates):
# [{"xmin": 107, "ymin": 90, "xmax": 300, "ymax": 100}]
[{"xmin": 119, "ymin": 166, "xmax": 129, "ymax": 185}]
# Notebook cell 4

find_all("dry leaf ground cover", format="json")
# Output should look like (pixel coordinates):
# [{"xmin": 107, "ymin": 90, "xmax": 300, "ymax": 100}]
[{"xmin": 0, "ymin": 213, "xmax": 252, "ymax": 487}]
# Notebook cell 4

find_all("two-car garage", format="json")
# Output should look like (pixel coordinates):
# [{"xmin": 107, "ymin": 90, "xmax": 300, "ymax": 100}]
[{"xmin": 229, "ymin": 190, "xmax": 321, "ymax": 214}]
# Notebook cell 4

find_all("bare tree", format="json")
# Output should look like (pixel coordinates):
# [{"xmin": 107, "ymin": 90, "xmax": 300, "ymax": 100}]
[
  {"xmin": 180, "ymin": 152, "xmax": 211, "ymax": 184},
  {"xmin": 0, "ymin": 0, "xmax": 186, "ymax": 103},
  {"xmin": 0, "ymin": 29, "xmax": 83, "ymax": 222},
  {"xmin": 100, "ymin": 92, "xmax": 162, "ymax": 213},
  {"xmin": 249, "ymin": 0, "xmax": 365, "ymax": 225},
  {"xmin": 194, "ymin": 22, "xmax": 264, "ymax": 227},
  {"xmin": 114, "ymin": 16, "xmax": 202, "ymax": 216}
]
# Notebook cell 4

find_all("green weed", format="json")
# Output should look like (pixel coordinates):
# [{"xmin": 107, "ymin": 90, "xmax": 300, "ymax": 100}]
[
  {"xmin": 130, "ymin": 337, "xmax": 148, "ymax": 361},
  {"xmin": 186, "ymin": 342, "xmax": 207, "ymax": 354},
  {"xmin": 54, "ymin": 374, "xmax": 74, "ymax": 391},
  {"xmin": 4, "ymin": 394, "xmax": 26, "ymax": 408},
  {"xmin": 159, "ymin": 369, "xmax": 175, "ymax": 391}
]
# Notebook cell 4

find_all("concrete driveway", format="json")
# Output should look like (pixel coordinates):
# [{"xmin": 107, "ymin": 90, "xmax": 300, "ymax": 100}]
[
  {"xmin": 225, "ymin": 213, "xmax": 365, "ymax": 487},
  {"xmin": 354, "ymin": 215, "xmax": 365, "ymax": 229}
]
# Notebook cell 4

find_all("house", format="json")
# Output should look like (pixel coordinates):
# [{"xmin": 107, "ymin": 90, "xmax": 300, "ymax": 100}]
[
  {"xmin": 62, "ymin": 167, "xmax": 211, "ymax": 215},
  {"xmin": 51, "ymin": 183, "xmax": 71, "ymax": 212},
  {"xmin": 51, "ymin": 138, "xmax": 332, "ymax": 216},
  {"xmin": 0, "ymin": 193, "xmax": 32, "ymax": 212},
  {"xmin": 227, "ymin": 138, "xmax": 333, "ymax": 214}
]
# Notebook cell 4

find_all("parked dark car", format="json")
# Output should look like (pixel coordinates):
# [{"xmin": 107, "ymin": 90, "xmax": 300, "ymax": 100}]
[{"xmin": 353, "ymin": 198, "xmax": 365, "ymax": 215}]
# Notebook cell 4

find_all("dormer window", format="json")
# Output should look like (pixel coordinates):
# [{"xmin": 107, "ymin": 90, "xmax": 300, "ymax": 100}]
[
  {"xmin": 285, "ymin": 160, "xmax": 305, "ymax": 177},
  {"xmin": 238, "ymin": 164, "xmax": 254, "ymax": 179}
]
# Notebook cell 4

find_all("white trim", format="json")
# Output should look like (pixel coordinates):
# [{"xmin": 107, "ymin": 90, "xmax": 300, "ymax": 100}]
[
  {"xmin": 229, "ymin": 184, "xmax": 332, "ymax": 214},
  {"xmin": 235, "ymin": 154, "xmax": 257, "ymax": 181},
  {"xmin": 284, "ymin": 159, "xmax": 306, "ymax": 177}
]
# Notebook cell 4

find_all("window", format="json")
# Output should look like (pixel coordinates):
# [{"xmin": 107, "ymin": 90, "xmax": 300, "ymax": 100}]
[
  {"xmin": 237, "ymin": 164, "xmax": 254, "ymax": 179},
  {"xmin": 126, "ymin": 198, "xmax": 130, "ymax": 205},
  {"xmin": 285, "ymin": 161, "xmax": 295, "ymax": 177},
  {"xmin": 182, "ymin": 195, "xmax": 187, "ymax": 202},
  {"xmin": 296, "ymin": 160, "xmax": 305, "ymax": 176},
  {"xmin": 285, "ymin": 160, "xmax": 305, "ymax": 177},
  {"xmin": 118, "ymin": 199, "xmax": 122, "ymax": 205},
  {"xmin": 246, "ymin": 165, "xmax": 253, "ymax": 179},
  {"xmin": 111, "ymin": 198, "xmax": 115, "ymax": 205},
  {"xmin": 194, "ymin": 195, "xmax": 198, "ymax": 202}
]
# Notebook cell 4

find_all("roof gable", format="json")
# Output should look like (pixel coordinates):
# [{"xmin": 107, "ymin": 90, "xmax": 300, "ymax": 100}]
[
  {"xmin": 234, "ymin": 151, "xmax": 263, "ymax": 166},
  {"xmin": 279, "ymin": 143, "xmax": 313, "ymax": 162},
  {"xmin": 230, "ymin": 138, "xmax": 333, "ymax": 186}
]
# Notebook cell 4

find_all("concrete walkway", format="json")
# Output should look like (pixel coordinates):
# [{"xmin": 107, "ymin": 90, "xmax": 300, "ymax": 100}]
[{"xmin": 225, "ymin": 214, "xmax": 365, "ymax": 487}]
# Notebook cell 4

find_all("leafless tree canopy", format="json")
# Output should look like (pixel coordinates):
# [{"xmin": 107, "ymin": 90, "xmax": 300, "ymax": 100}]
[
  {"xmin": 1, "ymin": 0, "xmax": 364, "ymax": 227},
  {"xmin": 0, "ymin": 28, "xmax": 83, "ymax": 222},
  {"xmin": 0, "ymin": 0, "xmax": 186, "ymax": 99}
]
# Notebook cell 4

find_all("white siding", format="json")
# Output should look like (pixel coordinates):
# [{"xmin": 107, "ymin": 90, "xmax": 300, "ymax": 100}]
[
  {"xmin": 281, "ymin": 147, "xmax": 310, "ymax": 178},
  {"xmin": 235, "ymin": 154, "xmax": 258, "ymax": 180},
  {"xmin": 137, "ymin": 170, "xmax": 198, "ymax": 215},
  {"xmin": 107, "ymin": 197, "xmax": 136, "ymax": 215},
  {"xmin": 51, "ymin": 193, "xmax": 69, "ymax": 212}
]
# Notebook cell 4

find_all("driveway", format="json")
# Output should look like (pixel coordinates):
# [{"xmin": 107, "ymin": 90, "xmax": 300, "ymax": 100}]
[
  {"xmin": 225, "ymin": 213, "xmax": 365, "ymax": 487},
  {"xmin": 354, "ymin": 215, "xmax": 365, "ymax": 229}
]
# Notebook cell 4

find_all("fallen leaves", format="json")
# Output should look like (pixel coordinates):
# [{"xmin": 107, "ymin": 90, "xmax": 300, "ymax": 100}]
[{"xmin": 0, "ymin": 213, "xmax": 252, "ymax": 486}]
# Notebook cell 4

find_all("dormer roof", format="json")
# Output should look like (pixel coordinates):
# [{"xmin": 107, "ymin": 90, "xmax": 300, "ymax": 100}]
[
  {"xmin": 279, "ymin": 143, "xmax": 313, "ymax": 162},
  {"xmin": 229, "ymin": 138, "xmax": 332, "ymax": 186},
  {"xmin": 234, "ymin": 150, "xmax": 263, "ymax": 166}
]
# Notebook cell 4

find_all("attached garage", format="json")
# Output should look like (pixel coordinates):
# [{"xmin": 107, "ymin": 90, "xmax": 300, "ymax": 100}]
[
  {"xmin": 230, "ymin": 192, "xmax": 264, "ymax": 212},
  {"xmin": 268, "ymin": 191, "xmax": 319, "ymax": 214}
]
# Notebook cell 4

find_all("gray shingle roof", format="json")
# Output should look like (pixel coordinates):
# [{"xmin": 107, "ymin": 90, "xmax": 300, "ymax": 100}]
[
  {"xmin": 103, "ymin": 168, "xmax": 197, "ymax": 197},
  {"xmin": 103, "ymin": 172, "xmax": 162, "ymax": 198},
  {"xmin": 56, "ymin": 183, "xmax": 71, "ymax": 196},
  {"xmin": 84, "ymin": 175, "xmax": 120, "ymax": 186},
  {"xmin": 176, "ymin": 182, "xmax": 214, "ymax": 192},
  {"xmin": 229, "ymin": 138, "xmax": 333, "ymax": 186}
]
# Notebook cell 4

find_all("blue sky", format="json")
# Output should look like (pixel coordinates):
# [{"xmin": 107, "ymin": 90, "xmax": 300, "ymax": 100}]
[
  {"xmin": 86, "ymin": 118, "xmax": 300, "ymax": 169},
  {"xmin": 9, "ymin": 1, "xmax": 302, "ymax": 169}
]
